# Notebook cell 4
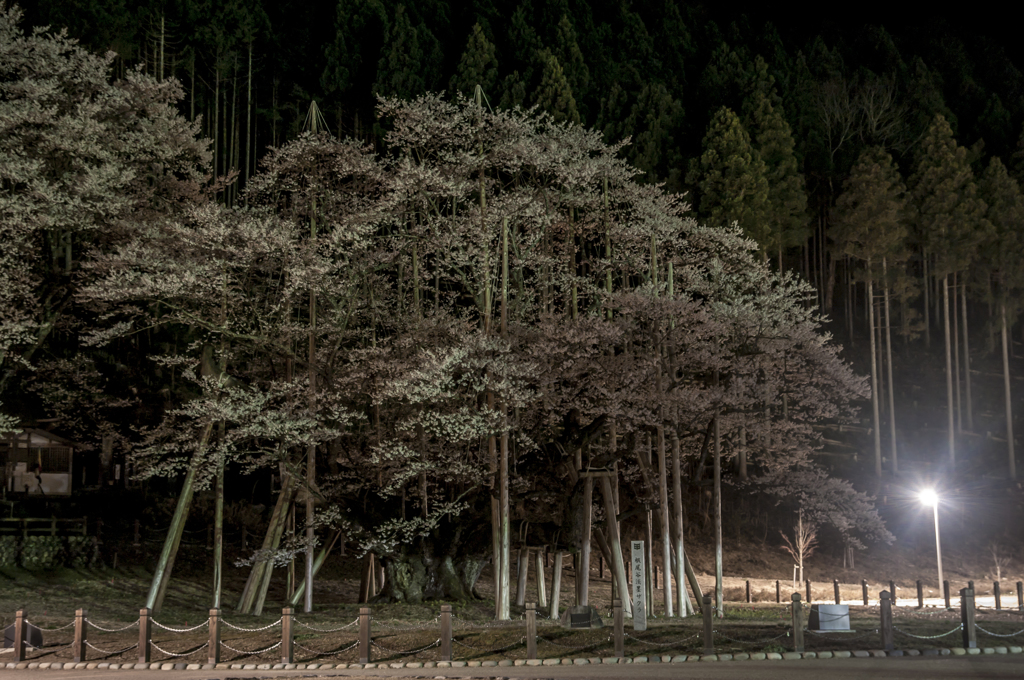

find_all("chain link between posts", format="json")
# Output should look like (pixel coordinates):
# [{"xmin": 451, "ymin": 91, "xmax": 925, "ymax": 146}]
[
  {"xmin": 221, "ymin": 618, "xmax": 282, "ymax": 632},
  {"xmin": 976, "ymin": 624, "xmax": 1024, "ymax": 638},
  {"xmin": 893, "ymin": 624, "xmax": 962, "ymax": 639},
  {"xmin": 152, "ymin": 619, "xmax": 210, "ymax": 633},
  {"xmin": 451, "ymin": 636, "xmax": 525, "ymax": 652},
  {"xmin": 370, "ymin": 638, "xmax": 440, "ymax": 655},
  {"xmin": 294, "ymin": 639, "xmax": 360, "ymax": 657},
  {"xmin": 24, "ymin": 620, "xmax": 75, "ymax": 631},
  {"xmin": 86, "ymin": 619, "xmax": 139, "ymax": 633},
  {"xmin": 714, "ymin": 629, "xmax": 791, "ymax": 645},
  {"xmin": 220, "ymin": 640, "xmax": 282, "ymax": 656},
  {"xmin": 293, "ymin": 618, "xmax": 359, "ymax": 632},
  {"xmin": 805, "ymin": 628, "xmax": 878, "ymax": 641},
  {"xmin": 84, "ymin": 641, "xmax": 138, "ymax": 656},
  {"xmin": 151, "ymin": 640, "xmax": 208, "ymax": 658},
  {"xmin": 373, "ymin": 617, "xmax": 439, "ymax": 632},
  {"xmin": 537, "ymin": 634, "xmax": 610, "ymax": 651},
  {"xmin": 625, "ymin": 631, "xmax": 702, "ymax": 647}
]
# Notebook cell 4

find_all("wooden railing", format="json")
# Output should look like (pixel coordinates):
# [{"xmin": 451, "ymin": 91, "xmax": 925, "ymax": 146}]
[{"xmin": 0, "ymin": 517, "xmax": 87, "ymax": 537}]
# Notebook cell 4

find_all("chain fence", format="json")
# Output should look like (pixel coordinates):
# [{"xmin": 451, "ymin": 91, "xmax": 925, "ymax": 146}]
[
  {"xmin": 24, "ymin": 619, "xmax": 75, "ymax": 632},
  {"xmin": 84, "ymin": 641, "xmax": 138, "ymax": 657},
  {"xmin": 294, "ymin": 618, "xmax": 359, "ymax": 632},
  {"xmin": 221, "ymin": 618, "xmax": 282, "ymax": 632},
  {"xmin": 152, "ymin": 619, "xmax": 209, "ymax": 633},
  {"xmin": 451, "ymin": 635, "xmax": 525, "ymax": 653},
  {"xmin": 294, "ymin": 639, "xmax": 360, "ymax": 658},
  {"xmin": 86, "ymin": 619, "xmax": 139, "ymax": 633},
  {"xmin": 220, "ymin": 640, "xmax": 282, "ymax": 656},
  {"xmin": 625, "ymin": 631, "xmax": 701, "ymax": 647},
  {"xmin": 714, "ymin": 628, "xmax": 791, "ymax": 645}
]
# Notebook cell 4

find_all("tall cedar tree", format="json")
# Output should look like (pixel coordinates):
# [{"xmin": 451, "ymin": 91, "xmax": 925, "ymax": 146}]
[
  {"xmin": 449, "ymin": 22, "xmax": 498, "ymax": 98},
  {"xmin": 688, "ymin": 106, "xmax": 771, "ymax": 252},
  {"xmin": 532, "ymin": 50, "xmax": 580, "ymax": 124},
  {"xmin": 743, "ymin": 90, "xmax": 808, "ymax": 264}
]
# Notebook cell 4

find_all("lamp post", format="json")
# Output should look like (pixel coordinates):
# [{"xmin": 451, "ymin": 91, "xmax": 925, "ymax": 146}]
[{"xmin": 920, "ymin": 489, "xmax": 943, "ymax": 601}]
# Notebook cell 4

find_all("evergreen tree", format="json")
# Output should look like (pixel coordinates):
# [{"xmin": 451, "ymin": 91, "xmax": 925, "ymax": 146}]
[
  {"xmin": 910, "ymin": 114, "xmax": 990, "ymax": 278},
  {"xmin": 554, "ymin": 14, "xmax": 589, "ymax": 114},
  {"xmin": 744, "ymin": 91, "xmax": 808, "ymax": 263},
  {"xmin": 532, "ymin": 49, "xmax": 580, "ymax": 124},
  {"xmin": 688, "ymin": 106, "xmax": 771, "ymax": 251},
  {"xmin": 979, "ymin": 156, "xmax": 1024, "ymax": 479},
  {"xmin": 449, "ymin": 22, "xmax": 498, "ymax": 98},
  {"xmin": 373, "ymin": 4, "xmax": 442, "ymax": 100},
  {"xmin": 322, "ymin": 0, "xmax": 390, "ymax": 99}
]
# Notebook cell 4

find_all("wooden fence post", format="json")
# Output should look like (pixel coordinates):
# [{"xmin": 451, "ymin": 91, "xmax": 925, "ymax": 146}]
[
  {"xmin": 879, "ymin": 591, "xmax": 894, "ymax": 651},
  {"xmin": 12, "ymin": 609, "xmax": 26, "ymax": 663},
  {"xmin": 208, "ymin": 609, "xmax": 220, "ymax": 665},
  {"xmin": 613, "ymin": 599, "xmax": 624, "ymax": 657},
  {"xmin": 805, "ymin": 579, "xmax": 812, "ymax": 604},
  {"xmin": 776, "ymin": 580, "xmax": 781, "ymax": 604},
  {"xmin": 1017, "ymin": 581, "xmax": 1023, "ymax": 612},
  {"xmin": 280, "ymin": 607, "xmax": 292, "ymax": 664},
  {"xmin": 917, "ymin": 580, "xmax": 923, "ymax": 609},
  {"xmin": 526, "ymin": 602, "xmax": 537, "ymax": 660},
  {"xmin": 960, "ymin": 588, "xmax": 977, "ymax": 649},
  {"xmin": 73, "ymin": 608, "xmax": 86, "ymax": 663},
  {"xmin": 944, "ymin": 580, "xmax": 951, "ymax": 610},
  {"xmin": 862, "ymin": 579, "xmax": 868, "ymax": 605},
  {"xmin": 889, "ymin": 580, "xmax": 896, "ymax": 605},
  {"xmin": 995, "ymin": 582, "xmax": 1002, "ymax": 610},
  {"xmin": 968, "ymin": 580, "xmax": 975, "ymax": 592},
  {"xmin": 746, "ymin": 580, "xmax": 751, "ymax": 603},
  {"xmin": 702, "ymin": 594, "xmax": 714, "ymax": 655},
  {"xmin": 791, "ymin": 593, "xmax": 804, "ymax": 653},
  {"xmin": 834, "ymin": 579, "xmax": 841, "ymax": 605},
  {"xmin": 358, "ymin": 607, "xmax": 371, "ymax": 664},
  {"xmin": 440, "ymin": 604, "xmax": 452, "ymax": 662},
  {"xmin": 138, "ymin": 608, "xmax": 151, "ymax": 665}
]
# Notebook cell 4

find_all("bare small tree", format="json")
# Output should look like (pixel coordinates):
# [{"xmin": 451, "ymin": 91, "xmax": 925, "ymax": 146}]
[
  {"xmin": 781, "ymin": 509, "xmax": 818, "ymax": 586},
  {"xmin": 990, "ymin": 544, "xmax": 1011, "ymax": 582}
]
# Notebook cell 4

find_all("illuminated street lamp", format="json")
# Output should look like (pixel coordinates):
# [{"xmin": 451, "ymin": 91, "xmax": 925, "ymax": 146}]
[{"xmin": 920, "ymin": 489, "xmax": 943, "ymax": 601}]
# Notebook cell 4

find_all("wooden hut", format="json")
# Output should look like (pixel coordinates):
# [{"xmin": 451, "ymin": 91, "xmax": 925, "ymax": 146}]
[{"xmin": 1, "ymin": 429, "xmax": 77, "ymax": 496}]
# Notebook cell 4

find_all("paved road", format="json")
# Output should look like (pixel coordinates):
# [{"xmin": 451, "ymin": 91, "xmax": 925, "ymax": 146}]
[{"xmin": 4, "ymin": 656, "xmax": 1022, "ymax": 680}]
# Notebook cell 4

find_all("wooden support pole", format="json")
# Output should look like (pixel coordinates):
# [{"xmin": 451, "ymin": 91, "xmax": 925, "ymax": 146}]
[
  {"xmin": 358, "ymin": 607, "xmax": 371, "ymax": 664},
  {"xmin": 516, "ymin": 548, "xmax": 529, "ymax": 608},
  {"xmin": 834, "ymin": 579, "xmax": 841, "ymax": 605},
  {"xmin": 12, "ymin": 609, "xmax": 26, "ymax": 663},
  {"xmin": 581, "ymin": 477, "xmax": 592, "ymax": 607},
  {"xmin": 702, "ymin": 594, "xmax": 713, "ymax": 655},
  {"xmin": 1017, "ymin": 581, "xmax": 1023, "ymax": 612},
  {"xmin": 209, "ymin": 609, "xmax": 221, "ymax": 665},
  {"xmin": 862, "ymin": 579, "xmax": 869, "ymax": 606},
  {"xmin": 944, "ymin": 580, "xmax": 951, "ymax": 609},
  {"xmin": 280, "ymin": 607, "xmax": 292, "ymax": 664},
  {"xmin": 791, "ymin": 593, "xmax": 804, "ymax": 653},
  {"xmin": 776, "ymin": 580, "xmax": 781, "ymax": 604},
  {"xmin": 550, "ymin": 551, "xmax": 563, "ymax": 620},
  {"xmin": 917, "ymin": 580, "xmax": 924, "ymax": 608},
  {"xmin": 440, "ymin": 604, "xmax": 452, "ymax": 662},
  {"xmin": 73, "ymin": 608, "xmax": 86, "ymax": 663},
  {"xmin": 805, "ymin": 579, "xmax": 812, "ymax": 604},
  {"xmin": 960, "ymin": 587, "xmax": 977, "ymax": 649},
  {"xmin": 613, "ymin": 599, "xmax": 624, "ymax": 657},
  {"xmin": 995, "ymin": 582, "xmax": 1002, "ymax": 610},
  {"xmin": 746, "ymin": 580, "xmax": 751, "ymax": 603},
  {"xmin": 138, "ymin": 608, "xmax": 151, "ymax": 665},
  {"xmin": 525, "ymin": 602, "xmax": 537, "ymax": 660},
  {"xmin": 879, "ymin": 591, "xmax": 894, "ymax": 651},
  {"xmin": 889, "ymin": 580, "xmax": 896, "ymax": 605},
  {"xmin": 535, "ymin": 549, "xmax": 547, "ymax": 609}
]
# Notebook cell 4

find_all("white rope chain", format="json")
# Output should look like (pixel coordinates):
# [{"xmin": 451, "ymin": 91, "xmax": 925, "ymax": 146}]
[
  {"xmin": 150, "ymin": 640, "xmax": 208, "ymax": 657},
  {"xmin": 221, "ymin": 618, "xmax": 282, "ymax": 632},
  {"xmin": 152, "ymin": 619, "xmax": 210, "ymax": 633},
  {"xmin": 220, "ymin": 640, "xmax": 282, "ymax": 656},
  {"xmin": 370, "ymin": 638, "xmax": 440, "ymax": 655},
  {"xmin": 24, "ymin": 620, "xmax": 76, "ymax": 631},
  {"xmin": 893, "ymin": 624, "xmax": 962, "ymax": 639},
  {"xmin": 293, "ymin": 618, "xmax": 359, "ymax": 632},
  {"xmin": 976, "ymin": 624, "xmax": 1024, "ymax": 638},
  {"xmin": 86, "ymin": 619, "xmax": 139, "ymax": 633},
  {"xmin": 451, "ymin": 636, "xmax": 525, "ymax": 652},
  {"xmin": 294, "ymin": 639, "xmax": 360, "ymax": 656},
  {"xmin": 84, "ymin": 641, "xmax": 138, "ymax": 655},
  {"xmin": 626, "ymin": 630, "xmax": 703, "ymax": 646}
]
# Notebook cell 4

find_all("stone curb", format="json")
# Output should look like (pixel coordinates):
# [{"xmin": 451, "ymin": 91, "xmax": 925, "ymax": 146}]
[{"xmin": 4, "ymin": 645, "xmax": 1022, "ymax": 671}]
